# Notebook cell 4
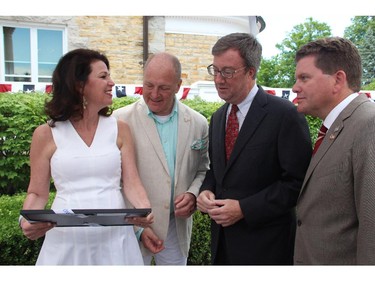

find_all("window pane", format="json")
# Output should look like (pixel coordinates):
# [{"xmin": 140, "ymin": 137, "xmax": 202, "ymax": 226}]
[
  {"xmin": 38, "ymin": 29, "xmax": 63, "ymax": 82},
  {"xmin": 3, "ymin": 26, "xmax": 31, "ymax": 81},
  {"xmin": 38, "ymin": 76, "xmax": 52, "ymax": 83}
]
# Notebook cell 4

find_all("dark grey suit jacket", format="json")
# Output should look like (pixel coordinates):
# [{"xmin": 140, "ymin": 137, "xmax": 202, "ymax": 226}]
[
  {"xmin": 200, "ymin": 86, "xmax": 312, "ymax": 265},
  {"xmin": 294, "ymin": 94, "xmax": 375, "ymax": 265}
]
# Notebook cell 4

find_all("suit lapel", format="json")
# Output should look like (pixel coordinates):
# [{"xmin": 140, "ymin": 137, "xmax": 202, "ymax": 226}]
[
  {"xmin": 299, "ymin": 94, "xmax": 369, "ymax": 197},
  {"xmin": 300, "ymin": 121, "xmax": 344, "ymax": 195},
  {"xmin": 211, "ymin": 104, "xmax": 228, "ymax": 182},
  {"xmin": 175, "ymin": 103, "xmax": 191, "ymax": 184},
  {"xmin": 136, "ymin": 100, "xmax": 170, "ymax": 175},
  {"xmin": 225, "ymin": 90, "xmax": 267, "ymax": 169}
]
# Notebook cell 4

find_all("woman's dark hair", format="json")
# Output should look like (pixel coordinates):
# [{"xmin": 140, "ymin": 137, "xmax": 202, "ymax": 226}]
[{"xmin": 45, "ymin": 48, "xmax": 111, "ymax": 126}]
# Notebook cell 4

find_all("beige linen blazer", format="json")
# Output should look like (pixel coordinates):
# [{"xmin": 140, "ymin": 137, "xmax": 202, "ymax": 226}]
[{"xmin": 113, "ymin": 98, "xmax": 209, "ymax": 256}]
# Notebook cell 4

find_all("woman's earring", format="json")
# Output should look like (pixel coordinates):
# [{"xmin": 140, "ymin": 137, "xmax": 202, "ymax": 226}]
[{"xmin": 83, "ymin": 96, "xmax": 88, "ymax": 110}]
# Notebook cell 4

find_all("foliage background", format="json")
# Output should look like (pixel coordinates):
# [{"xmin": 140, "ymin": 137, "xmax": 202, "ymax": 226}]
[
  {"xmin": 0, "ymin": 94, "xmax": 48, "ymax": 194},
  {"xmin": 1, "ymin": 15, "xmax": 373, "ymax": 266},
  {"xmin": 258, "ymin": 16, "xmax": 375, "ymax": 90},
  {"xmin": 0, "ymin": 92, "xmax": 318, "ymax": 265},
  {"xmin": 0, "ymin": 93, "xmax": 222, "ymax": 265}
]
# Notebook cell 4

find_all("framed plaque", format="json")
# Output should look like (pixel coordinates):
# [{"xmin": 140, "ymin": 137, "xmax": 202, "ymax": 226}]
[{"xmin": 20, "ymin": 208, "xmax": 151, "ymax": 227}]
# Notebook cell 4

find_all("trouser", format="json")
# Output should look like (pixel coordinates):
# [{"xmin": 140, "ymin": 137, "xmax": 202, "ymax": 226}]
[{"xmin": 143, "ymin": 214, "xmax": 187, "ymax": 265}]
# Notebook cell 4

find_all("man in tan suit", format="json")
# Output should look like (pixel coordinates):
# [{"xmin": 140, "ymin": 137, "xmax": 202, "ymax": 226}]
[
  {"xmin": 114, "ymin": 52, "xmax": 209, "ymax": 265},
  {"xmin": 293, "ymin": 37, "xmax": 375, "ymax": 264}
]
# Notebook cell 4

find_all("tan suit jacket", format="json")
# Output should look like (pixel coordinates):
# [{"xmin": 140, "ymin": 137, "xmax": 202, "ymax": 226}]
[
  {"xmin": 113, "ymin": 98, "xmax": 209, "ymax": 256},
  {"xmin": 294, "ymin": 94, "xmax": 375, "ymax": 264}
]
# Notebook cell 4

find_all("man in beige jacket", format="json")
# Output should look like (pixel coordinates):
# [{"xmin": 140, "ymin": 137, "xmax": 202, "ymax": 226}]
[{"xmin": 114, "ymin": 52, "xmax": 209, "ymax": 265}]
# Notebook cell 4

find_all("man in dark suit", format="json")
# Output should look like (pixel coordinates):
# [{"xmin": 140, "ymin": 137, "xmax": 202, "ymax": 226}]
[{"xmin": 197, "ymin": 33, "xmax": 312, "ymax": 265}]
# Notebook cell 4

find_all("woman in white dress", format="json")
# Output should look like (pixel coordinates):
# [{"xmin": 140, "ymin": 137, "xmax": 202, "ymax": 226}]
[{"xmin": 19, "ymin": 49, "xmax": 157, "ymax": 265}]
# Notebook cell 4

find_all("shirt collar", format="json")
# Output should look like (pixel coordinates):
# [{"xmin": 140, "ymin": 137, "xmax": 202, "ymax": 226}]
[
  {"xmin": 147, "ymin": 98, "xmax": 178, "ymax": 123},
  {"xmin": 235, "ymin": 84, "xmax": 258, "ymax": 116},
  {"xmin": 324, "ymin": 93, "xmax": 358, "ymax": 129}
]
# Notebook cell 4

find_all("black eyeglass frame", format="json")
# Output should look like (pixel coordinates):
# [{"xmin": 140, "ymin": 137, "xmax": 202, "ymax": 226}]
[{"xmin": 207, "ymin": 64, "xmax": 247, "ymax": 79}]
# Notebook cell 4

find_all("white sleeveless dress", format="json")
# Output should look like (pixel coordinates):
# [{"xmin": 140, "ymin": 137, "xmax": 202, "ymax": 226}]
[{"xmin": 36, "ymin": 116, "xmax": 144, "ymax": 265}]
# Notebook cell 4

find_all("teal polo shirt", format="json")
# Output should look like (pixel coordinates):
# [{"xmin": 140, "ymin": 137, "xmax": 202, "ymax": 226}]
[{"xmin": 147, "ymin": 101, "xmax": 178, "ymax": 213}]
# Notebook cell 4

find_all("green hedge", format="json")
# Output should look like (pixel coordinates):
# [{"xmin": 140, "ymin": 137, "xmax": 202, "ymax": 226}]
[
  {"xmin": 0, "ymin": 93, "xmax": 49, "ymax": 194},
  {"xmin": 0, "ymin": 93, "xmax": 222, "ymax": 265},
  {"xmin": 0, "ymin": 192, "xmax": 50, "ymax": 265},
  {"xmin": 0, "ymin": 92, "xmax": 319, "ymax": 265},
  {"xmin": 0, "ymin": 191, "xmax": 210, "ymax": 265}
]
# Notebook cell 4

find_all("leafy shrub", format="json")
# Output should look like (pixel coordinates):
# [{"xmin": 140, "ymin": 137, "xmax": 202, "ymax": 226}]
[
  {"xmin": 188, "ymin": 211, "xmax": 211, "ymax": 265},
  {"xmin": 111, "ymin": 95, "xmax": 224, "ymax": 123},
  {"xmin": 0, "ymin": 92, "xmax": 319, "ymax": 265},
  {"xmin": 0, "ymin": 93, "xmax": 49, "ymax": 195},
  {"xmin": 0, "ymin": 192, "xmax": 54, "ymax": 265},
  {"xmin": 0, "ymin": 192, "xmax": 210, "ymax": 265},
  {"xmin": 110, "ymin": 96, "xmax": 140, "ymax": 110},
  {"xmin": 305, "ymin": 114, "xmax": 321, "ymax": 143},
  {"xmin": 181, "ymin": 97, "xmax": 224, "ymax": 123}
]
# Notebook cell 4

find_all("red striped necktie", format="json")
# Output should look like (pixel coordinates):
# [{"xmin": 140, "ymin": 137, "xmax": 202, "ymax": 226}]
[
  {"xmin": 312, "ymin": 124, "xmax": 328, "ymax": 155},
  {"xmin": 225, "ymin": 104, "xmax": 239, "ymax": 161}
]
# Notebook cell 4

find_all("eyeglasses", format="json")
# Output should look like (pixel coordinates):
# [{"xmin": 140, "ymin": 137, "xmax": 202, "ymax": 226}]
[{"xmin": 207, "ymin": 64, "xmax": 247, "ymax": 79}]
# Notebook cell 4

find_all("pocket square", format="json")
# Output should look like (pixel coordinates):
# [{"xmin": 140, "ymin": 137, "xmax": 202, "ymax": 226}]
[{"xmin": 191, "ymin": 138, "xmax": 207, "ymax": 150}]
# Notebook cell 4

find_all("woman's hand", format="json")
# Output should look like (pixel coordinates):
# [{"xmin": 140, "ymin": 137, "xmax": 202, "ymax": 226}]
[
  {"xmin": 20, "ymin": 219, "xmax": 55, "ymax": 240},
  {"xmin": 127, "ymin": 212, "xmax": 154, "ymax": 228}
]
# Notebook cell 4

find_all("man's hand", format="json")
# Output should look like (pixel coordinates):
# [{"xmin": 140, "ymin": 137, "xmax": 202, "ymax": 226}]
[
  {"xmin": 174, "ymin": 192, "xmax": 196, "ymax": 218},
  {"xmin": 207, "ymin": 199, "xmax": 244, "ymax": 227},
  {"xmin": 141, "ymin": 227, "xmax": 165, "ymax": 254},
  {"xmin": 197, "ymin": 190, "xmax": 218, "ymax": 213}
]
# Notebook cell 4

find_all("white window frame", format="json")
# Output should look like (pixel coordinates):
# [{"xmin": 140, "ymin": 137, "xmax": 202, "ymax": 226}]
[{"xmin": 0, "ymin": 21, "xmax": 67, "ymax": 85}]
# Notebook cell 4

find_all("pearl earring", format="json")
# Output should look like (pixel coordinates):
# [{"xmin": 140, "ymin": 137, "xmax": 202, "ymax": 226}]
[{"xmin": 83, "ymin": 96, "xmax": 88, "ymax": 110}]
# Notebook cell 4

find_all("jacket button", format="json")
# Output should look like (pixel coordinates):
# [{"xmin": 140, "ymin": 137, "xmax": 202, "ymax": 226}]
[{"xmin": 297, "ymin": 220, "xmax": 302, "ymax": 226}]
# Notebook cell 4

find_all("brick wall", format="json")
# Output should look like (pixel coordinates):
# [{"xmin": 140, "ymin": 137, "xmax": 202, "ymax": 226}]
[
  {"xmin": 71, "ymin": 16, "xmax": 145, "ymax": 84},
  {"xmin": 0, "ymin": 16, "xmax": 220, "ymax": 86},
  {"xmin": 69, "ymin": 16, "xmax": 218, "ymax": 86},
  {"xmin": 165, "ymin": 33, "xmax": 219, "ymax": 86},
  {"xmin": 71, "ymin": 16, "xmax": 220, "ymax": 86}
]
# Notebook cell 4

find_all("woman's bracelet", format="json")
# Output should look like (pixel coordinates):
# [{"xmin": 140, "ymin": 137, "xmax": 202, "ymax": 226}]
[{"xmin": 18, "ymin": 215, "xmax": 24, "ymax": 228}]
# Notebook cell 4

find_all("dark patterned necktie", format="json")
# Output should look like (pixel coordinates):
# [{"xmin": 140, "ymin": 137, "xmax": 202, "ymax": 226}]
[
  {"xmin": 225, "ymin": 104, "xmax": 239, "ymax": 161},
  {"xmin": 312, "ymin": 124, "xmax": 328, "ymax": 155}
]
